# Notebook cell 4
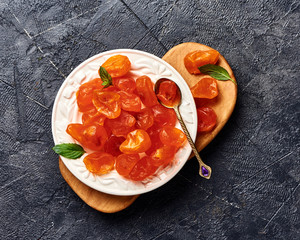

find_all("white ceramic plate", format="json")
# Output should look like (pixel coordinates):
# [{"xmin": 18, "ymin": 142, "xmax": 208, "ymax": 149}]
[{"xmin": 52, "ymin": 49, "xmax": 197, "ymax": 196}]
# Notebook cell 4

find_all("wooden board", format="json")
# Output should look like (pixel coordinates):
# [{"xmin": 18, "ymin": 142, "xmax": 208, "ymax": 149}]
[{"xmin": 58, "ymin": 42, "xmax": 237, "ymax": 213}]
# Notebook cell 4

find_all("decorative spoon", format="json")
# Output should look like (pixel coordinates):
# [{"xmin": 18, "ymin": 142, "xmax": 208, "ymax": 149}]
[{"xmin": 154, "ymin": 78, "xmax": 212, "ymax": 179}]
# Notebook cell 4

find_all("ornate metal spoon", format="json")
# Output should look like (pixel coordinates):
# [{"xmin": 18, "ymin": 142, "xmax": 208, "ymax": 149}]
[{"xmin": 154, "ymin": 78, "xmax": 212, "ymax": 179}]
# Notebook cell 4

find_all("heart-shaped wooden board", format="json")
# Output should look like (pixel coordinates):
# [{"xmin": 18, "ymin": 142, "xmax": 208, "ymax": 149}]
[{"xmin": 58, "ymin": 42, "xmax": 237, "ymax": 213}]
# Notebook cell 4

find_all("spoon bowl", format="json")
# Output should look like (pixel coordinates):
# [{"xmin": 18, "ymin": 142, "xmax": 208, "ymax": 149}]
[
  {"xmin": 155, "ymin": 78, "xmax": 212, "ymax": 179},
  {"xmin": 155, "ymin": 78, "xmax": 182, "ymax": 108}
]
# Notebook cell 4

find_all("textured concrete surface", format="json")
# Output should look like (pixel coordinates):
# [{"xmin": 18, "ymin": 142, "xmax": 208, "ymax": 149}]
[{"xmin": 0, "ymin": 0, "xmax": 299, "ymax": 239}]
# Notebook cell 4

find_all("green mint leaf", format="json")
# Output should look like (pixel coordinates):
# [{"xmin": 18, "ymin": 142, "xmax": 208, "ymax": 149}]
[
  {"xmin": 199, "ymin": 64, "xmax": 236, "ymax": 84},
  {"xmin": 99, "ymin": 66, "xmax": 112, "ymax": 88},
  {"xmin": 52, "ymin": 143, "xmax": 85, "ymax": 159}
]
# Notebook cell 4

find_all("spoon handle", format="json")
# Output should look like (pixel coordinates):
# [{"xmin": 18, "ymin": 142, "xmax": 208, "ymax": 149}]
[{"xmin": 173, "ymin": 106, "xmax": 212, "ymax": 179}]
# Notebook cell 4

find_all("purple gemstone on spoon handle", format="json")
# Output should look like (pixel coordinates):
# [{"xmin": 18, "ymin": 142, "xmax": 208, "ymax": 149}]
[{"xmin": 201, "ymin": 166, "xmax": 209, "ymax": 177}]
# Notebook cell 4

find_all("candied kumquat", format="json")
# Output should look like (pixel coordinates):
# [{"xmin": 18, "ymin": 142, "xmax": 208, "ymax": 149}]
[
  {"xmin": 105, "ymin": 111, "xmax": 136, "ymax": 137},
  {"xmin": 113, "ymin": 76, "xmax": 136, "ymax": 93},
  {"xmin": 150, "ymin": 146, "xmax": 177, "ymax": 166},
  {"xmin": 119, "ymin": 129, "xmax": 151, "ymax": 154},
  {"xmin": 129, "ymin": 156, "xmax": 158, "ymax": 181},
  {"xmin": 101, "ymin": 55, "xmax": 131, "ymax": 78},
  {"xmin": 159, "ymin": 126, "xmax": 187, "ymax": 148},
  {"xmin": 118, "ymin": 91, "xmax": 142, "ymax": 112},
  {"xmin": 104, "ymin": 135, "xmax": 125, "ymax": 157},
  {"xmin": 145, "ymin": 125, "xmax": 163, "ymax": 155},
  {"xmin": 116, "ymin": 154, "xmax": 140, "ymax": 177},
  {"xmin": 81, "ymin": 107, "xmax": 106, "ymax": 126},
  {"xmin": 152, "ymin": 104, "xmax": 177, "ymax": 127},
  {"xmin": 83, "ymin": 152, "xmax": 115, "ymax": 175},
  {"xmin": 92, "ymin": 90, "xmax": 121, "ymax": 119},
  {"xmin": 156, "ymin": 80, "xmax": 179, "ymax": 106},
  {"xmin": 135, "ymin": 107, "xmax": 154, "ymax": 130},
  {"xmin": 191, "ymin": 78, "xmax": 218, "ymax": 99},
  {"xmin": 136, "ymin": 75, "xmax": 158, "ymax": 107},
  {"xmin": 76, "ymin": 78, "xmax": 103, "ymax": 112},
  {"xmin": 197, "ymin": 107, "xmax": 217, "ymax": 132},
  {"xmin": 66, "ymin": 123, "xmax": 108, "ymax": 151},
  {"xmin": 184, "ymin": 49, "xmax": 219, "ymax": 74}
]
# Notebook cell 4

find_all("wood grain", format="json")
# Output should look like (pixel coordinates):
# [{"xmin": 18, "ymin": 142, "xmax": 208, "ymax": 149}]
[{"xmin": 59, "ymin": 42, "xmax": 237, "ymax": 213}]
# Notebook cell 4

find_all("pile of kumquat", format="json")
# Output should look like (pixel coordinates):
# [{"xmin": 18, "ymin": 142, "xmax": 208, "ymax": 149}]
[{"xmin": 67, "ymin": 55, "xmax": 187, "ymax": 181}]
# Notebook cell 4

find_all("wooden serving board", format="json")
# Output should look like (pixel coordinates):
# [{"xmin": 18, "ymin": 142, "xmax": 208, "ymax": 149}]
[{"xmin": 59, "ymin": 42, "xmax": 237, "ymax": 213}]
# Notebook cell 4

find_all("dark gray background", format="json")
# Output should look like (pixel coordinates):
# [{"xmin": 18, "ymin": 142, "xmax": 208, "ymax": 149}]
[{"xmin": 0, "ymin": 0, "xmax": 299, "ymax": 239}]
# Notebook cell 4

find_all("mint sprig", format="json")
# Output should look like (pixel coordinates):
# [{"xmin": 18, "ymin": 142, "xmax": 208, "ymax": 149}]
[
  {"xmin": 52, "ymin": 143, "xmax": 85, "ymax": 159},
  {"xmin": 99, "ymin": 66, "xmax": 113, "ymax": 88},
  {"xmin": 199, "ymin": 64, "xmax": 236, "ymax": 85}
]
